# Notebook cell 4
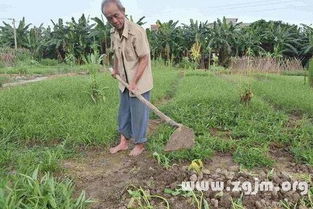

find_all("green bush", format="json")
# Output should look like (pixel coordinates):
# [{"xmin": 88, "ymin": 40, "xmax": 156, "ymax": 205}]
[
  {"xmin": 15, "ymin": 48, "xmax": 32, "ymax": 62},
  {"xmin": 0, "ymin": 48, "xmax": 15, "ymax": 67},
  {"xmin": 0, "ymin": 48, "xmax": 33, "ymax": 67},
  {"xmin": 209, "ymin": 65, "xmax": 226, "ymax": 71},
  {"xmin": 40, "ymin": 58, "xmax": 59, "ymax": 66},
  {"xmin": 178, "ymin": 57, "xmax": 197, "ymax": 70},
  {"xmin": 16, "ymin": 66, "xmax": 29, "ymax": 74}
]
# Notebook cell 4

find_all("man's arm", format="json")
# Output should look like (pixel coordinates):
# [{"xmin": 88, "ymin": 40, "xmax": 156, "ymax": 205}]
[{"xmin": 130, "ymin": 54, "xmax": 148, "ymax": 84}]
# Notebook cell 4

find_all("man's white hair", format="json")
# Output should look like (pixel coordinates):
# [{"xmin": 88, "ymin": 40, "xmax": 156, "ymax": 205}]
[{"xmin": 101, "ymin": 0, "xmax": 125, "ymax": 14}]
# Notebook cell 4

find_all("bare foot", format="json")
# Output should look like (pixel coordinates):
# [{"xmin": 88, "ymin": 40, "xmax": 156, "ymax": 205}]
[
  {"xmin": 109, "ymin": 142, "xmax": 128, "ymax": 154},
  {"xmin": 129, "ymin": 144, "xmax": 145, "ymax": 156}
]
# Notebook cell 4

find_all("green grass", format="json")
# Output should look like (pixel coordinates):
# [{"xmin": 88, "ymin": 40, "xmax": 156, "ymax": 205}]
[
  {"xmin": 148, "ymin": 71, "xmax": 313, "ymax": 168},
  {"xmin": 0, "ymin": 76, "xmax": 10, "ymax": 87},
  {"xmin": 281, "ymin": 70, "xmax": 307, "ymax": 77},
  {"xmin": 0, "ymin": 74, "xmax": 119, "ymax": 145},
  {"xmin": 2, "ymin": 67, "xmax": 312, "ymax": 169},
  {"xmin": 309, "ymin": 58, "xmax": 313, "ymax": 87},
  {"xmin": 0, "ymin": 63, "xmax": 100, "ymax": 75},
  {"xmin": 0, "ymin": 168, "xmax": 92, "ymax": 209},
  {"xmin": 289, "ymin": 119, "xmax": 313, "ymax": 165},
  {"xmin": 251, "ymin": 74, "xmax": 313, "ymax": 116},
  {"xmin": 233, "ymin": 147, "xmax": 274, "ymax": 168},
  {"xmin": 1, "ymin": 63, "xmax": 313, "ymax": 207},
  {"xmin": 151, "ymin": 67, "xmax": 179, "ymax": 103},
  {"xmin": 0, "ymin": 64, "xmax": 179, "ymax": 208},
  {"xmin": 0, "ymin": 65, "xmax": 179, "ymax": 172}
]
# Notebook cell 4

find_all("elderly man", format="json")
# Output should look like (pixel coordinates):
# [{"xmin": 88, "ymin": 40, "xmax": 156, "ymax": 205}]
[{"xmin": 102, "ymin": 0, "xmax": 153, "ymax": 156}]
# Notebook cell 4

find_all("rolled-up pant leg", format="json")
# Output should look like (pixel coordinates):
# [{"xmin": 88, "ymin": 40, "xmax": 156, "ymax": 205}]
[{"xmin": 118, "ymin": 89, "xmax": 151, "ymax": 144}]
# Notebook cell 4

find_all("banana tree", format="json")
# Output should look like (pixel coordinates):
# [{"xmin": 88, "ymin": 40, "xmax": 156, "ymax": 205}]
[
  {"xmin": 265, "ymin": 23, "xmax": 300, "ymax": 59},
  {"xmin": 26, "ymin": 24, "xmax": 45, "ymax": 59},
  {"xmin": 182, "ymin": 19, "xmax": 211, "ymax": 68},
  {"xmin": 208, "ymin": 17, "xmax": 240, "ymax": 68},
  {"xmin": 237, "ymin": 27, "xmax": 265, "ymax": 57},
  {"xmin": 47, "ymin": 18, "xmax": 69, "ymax": 61},
  {"xmin": 0, "ymin": 17, "xmax": 31, "ymax": 48},
  {"xmin": 151, "ymin": 20, "xmax": 183, "ymax": 64},
  {"xmin": 300, "ymin": 24, "xmax": 313, "ymax": 66},
  {"xmin": 91, "ymin": 16, "xmax": 112, "ymax": 55},
  {"xmin": 66, "ymin": 14, "xmax": 95, "ymax": 64},
  {"xmin": 129, "ymin": 16, "xmax": 147, "ymax": 26}
]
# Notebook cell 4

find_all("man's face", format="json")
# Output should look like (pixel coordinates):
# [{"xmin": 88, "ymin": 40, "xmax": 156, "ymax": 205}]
[{"xmin": 103, "ymin": 3, "xmax": 125, "ymax": 31}]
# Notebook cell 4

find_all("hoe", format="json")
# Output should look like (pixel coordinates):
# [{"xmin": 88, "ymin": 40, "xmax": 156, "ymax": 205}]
[{"xmin": 109, "ymin": 67, "xmax": 195, "ymax": 152}]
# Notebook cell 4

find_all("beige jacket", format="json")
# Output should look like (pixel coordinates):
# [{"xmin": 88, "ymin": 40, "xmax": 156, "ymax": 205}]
[{"xmin": 110, "ymin": 18, "xmax": 153, "ymax": 95}]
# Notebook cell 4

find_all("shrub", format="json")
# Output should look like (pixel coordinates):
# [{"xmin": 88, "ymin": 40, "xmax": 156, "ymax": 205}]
[
  {"xmin": 40, "ymin": 58, "xmax": 59, "ymax": 66},
  {"xmin": 0, "ymin": 48, "xmax": 32, "ymax": 67},
  {"xmin": 0, "ymin": 48, "xmax": 15, "ymax": 67},
  {"xmin": 178, "ymin": 57, "xmax": 197, "ymax": 70}
]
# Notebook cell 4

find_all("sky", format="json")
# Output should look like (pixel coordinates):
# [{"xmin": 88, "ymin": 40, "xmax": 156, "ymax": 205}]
[{"xmin": 0, "ymin": 0, "xmax": 312, "ymax": 28}]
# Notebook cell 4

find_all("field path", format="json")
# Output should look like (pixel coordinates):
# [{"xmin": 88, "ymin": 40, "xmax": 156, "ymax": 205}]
[{"xmin": 0, "ymin": 71, "xmax": 88, "ymax": 88}]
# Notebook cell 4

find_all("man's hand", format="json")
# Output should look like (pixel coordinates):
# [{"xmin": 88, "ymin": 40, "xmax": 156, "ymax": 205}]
[
  {"xmin": 128, "ymin": 81, "xmax": 139, "ymax": 93},
  {"xmin": 111, "ymin": 69, "xmax": 119, "ymax": 79}
]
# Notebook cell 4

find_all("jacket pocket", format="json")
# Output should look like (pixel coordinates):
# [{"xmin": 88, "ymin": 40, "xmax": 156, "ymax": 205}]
[{"xmin": 125, "ymin": 47, "xmax": 136, "ymax": 62}]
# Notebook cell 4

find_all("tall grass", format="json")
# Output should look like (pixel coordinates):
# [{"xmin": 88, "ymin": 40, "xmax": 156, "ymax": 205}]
[
  {"xmin": 0, "ymin": 48, "xmax": 32, "ymax": 67},
  {"xmin": 230, "ymin": 57, "xmax": 303, "ymax": 73},
  {"xmin": 309, "ymin": 58, "xmax": 313, "ymax": 87},
  {"xmin": 0, "ymin": 168, "xmax": 92, "ymax": 209}
]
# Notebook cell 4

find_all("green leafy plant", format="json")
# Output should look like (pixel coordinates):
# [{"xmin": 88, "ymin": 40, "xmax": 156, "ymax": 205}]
[
  {"xmin": 239, "ymin": 83, "xmax": 254, "ymax": 104},
  {"xmin": 83, "ymin": 51, "xmax": 104, "ymax": 65},
  {"xmin": 127, "ymin": 185, "xmax": 169, "ymax": 209},
  {"xmin": 153, "ymin": 152, "xmax": 171, "ymax": 169},
  {"xmin": 65, "ymin": 53, "xmax": 76, "ymax": 66},
  {"xmin": 164, "ymin": 187, "xmax": 209, "ymax": 209},
  {"xmin": 179, "ymin": 56, "xmax": 197, "ymax": 70},
  {"xmin": 231, "ymin": 195, "xmax": 245, "ymax": 209}
]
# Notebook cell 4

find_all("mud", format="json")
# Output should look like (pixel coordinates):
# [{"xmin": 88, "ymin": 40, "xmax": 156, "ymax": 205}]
[{"xmin": 61, "ymin": 145, "xmax": 312, "ymax": 209}]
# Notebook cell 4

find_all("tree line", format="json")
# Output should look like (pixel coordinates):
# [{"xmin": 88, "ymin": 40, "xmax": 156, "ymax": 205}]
[{"xmin": 0, "ymin": 15, "xmax": 312, "ymax": 68}]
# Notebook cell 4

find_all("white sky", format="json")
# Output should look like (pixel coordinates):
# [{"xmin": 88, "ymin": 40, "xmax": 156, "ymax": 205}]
[{"xmin": 0, "ymin": 0, "xmax": 312, "ymax": 28}]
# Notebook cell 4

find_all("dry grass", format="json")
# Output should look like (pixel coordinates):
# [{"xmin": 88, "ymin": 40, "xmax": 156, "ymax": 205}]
[{"xmin": 230, "ymin": 56, "xmax": 303, "ymax": 74}]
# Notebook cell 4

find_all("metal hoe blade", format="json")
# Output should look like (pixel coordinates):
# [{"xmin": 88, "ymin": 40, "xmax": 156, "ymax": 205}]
[{"xmin": 164, "ymin": 125, "xmax": 195, "ymax": 152}]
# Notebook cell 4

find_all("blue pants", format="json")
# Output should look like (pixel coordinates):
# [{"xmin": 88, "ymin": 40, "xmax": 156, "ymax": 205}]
[{"xmin": 118, "ymin": 89, "xmax": 150, "ymax": 144}]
